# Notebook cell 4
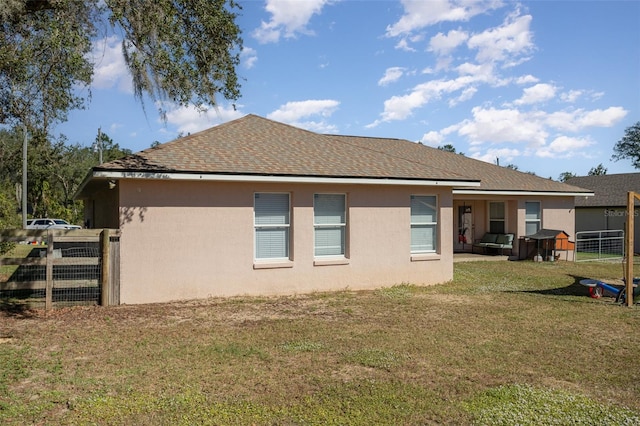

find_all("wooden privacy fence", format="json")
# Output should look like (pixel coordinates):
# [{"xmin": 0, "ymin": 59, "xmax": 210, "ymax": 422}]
[{"xmin": 0, "ymin": 229, "xmax": 120, "ymax": 310}]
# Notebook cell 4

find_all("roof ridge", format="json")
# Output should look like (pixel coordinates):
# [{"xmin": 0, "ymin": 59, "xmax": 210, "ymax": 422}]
[
  {"xmin": 136, "ymin": 114, "xmax": 292, "ymax": 157},
  {"xmin": 568, "ymin": 172, "xmax": 640, "ymax": 179}
]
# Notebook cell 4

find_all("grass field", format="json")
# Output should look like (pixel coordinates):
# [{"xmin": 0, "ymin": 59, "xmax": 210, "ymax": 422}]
[
  {"xmin": 0, "ymin": 244, "xmax": 34, "ymax": 281},
  {"xmin": 1, "ymin": 260, "xmax": 639, "ymax": 425}
]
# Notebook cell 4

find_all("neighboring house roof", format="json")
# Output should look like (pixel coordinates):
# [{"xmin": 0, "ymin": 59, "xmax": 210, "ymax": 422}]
[
  {"xmin": 565, "ymin": 173, "xmax": 640, "ymax": 207},
  {"xmin": 76, "ymin": 114, "xmax": 592, "ymax": 198}
]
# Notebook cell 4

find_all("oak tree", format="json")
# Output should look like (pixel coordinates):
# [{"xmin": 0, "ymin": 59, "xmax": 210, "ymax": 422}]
[
  {"xmin": 612, "ymin": 121, "xmax": 640, "ymax": 169},
  {"xmin": 588, "ymin": 163, "xmax": 607, "ymax": 176},
  {"xmin": 1, "ymin": 0, "xmax": 243, "ymax": 133}
]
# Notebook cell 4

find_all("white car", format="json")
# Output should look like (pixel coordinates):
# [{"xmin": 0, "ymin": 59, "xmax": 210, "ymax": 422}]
[{"xmin": 26, "ymin": 218, "xmax": 82, "ymax": 230}]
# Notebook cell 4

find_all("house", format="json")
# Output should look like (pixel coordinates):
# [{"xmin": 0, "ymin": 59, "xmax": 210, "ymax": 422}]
[
  {"xmin": 75, "ymin": 114, "xmax": 592, "ymax": 304},
  {"xmin": 565, "ymin": 173, "xmax": 640, "ymax": 253}
]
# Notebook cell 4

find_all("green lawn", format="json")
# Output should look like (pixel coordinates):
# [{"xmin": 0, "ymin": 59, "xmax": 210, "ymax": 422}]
[
  {"xmin": 0, "ymin": 244, "xmax": 35, "ymax": 280},
  {"xmin": 1, "ymin": 260, "xmax": 639, "ymax": 425}
]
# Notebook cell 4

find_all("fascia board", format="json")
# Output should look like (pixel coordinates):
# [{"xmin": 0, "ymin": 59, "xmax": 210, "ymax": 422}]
[
  {"xmin": 90, "ymin": 170, "xmax": 482, "ymax": 187},
  {"xmin": 453, "ymin": 189, "xmax": 594, "ymax": 197}
]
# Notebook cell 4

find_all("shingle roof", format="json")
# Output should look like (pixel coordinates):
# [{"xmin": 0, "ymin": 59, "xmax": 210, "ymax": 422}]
[
  {"xmin": 565, "ymin": 173, "xmax": 640, "ymax": 207},
  {"xmin": 98, "ymin": 114, "xmax": 473, "ymax": 183},
  {"xmin": 94, "ymin": 114, "xmax": 591, "ymax": 194},
  {"xmin": 334, "ymin": 134, "xmax": 590, "ymax": 193}
]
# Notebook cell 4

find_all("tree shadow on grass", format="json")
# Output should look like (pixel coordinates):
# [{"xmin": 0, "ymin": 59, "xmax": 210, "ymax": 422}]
[
  {"xmin": 0, "ymin": 300, "xmax": 39, "ymax": 319},
  {"xmin": 517, "ymin": 274, "xmax": 623, "ymax": 300}
]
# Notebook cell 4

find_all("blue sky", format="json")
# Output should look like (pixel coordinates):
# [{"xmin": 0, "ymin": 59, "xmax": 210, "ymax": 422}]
[{"xmin": 59, "ymin": 0, "xmax": 640, "ymax": 180}]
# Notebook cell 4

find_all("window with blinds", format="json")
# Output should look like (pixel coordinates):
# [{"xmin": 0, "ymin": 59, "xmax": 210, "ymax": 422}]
[
  {"xmin": 525, "ymin": 201, "xmax": 541, "ymax": 235},
  {"xmin": 254, "ymin": 193, "xmax": 290, "ymax": 260},
  {"xmin": 411, "ymin": 195, "xmax": 437, "ymax": 253},
  {"xmin": 314, "ymin": 194, "xmax": 346, "ymax": 257},
  {"xmin": 489, "ymin": 201, "xmax": 506, "ymax": 234}
]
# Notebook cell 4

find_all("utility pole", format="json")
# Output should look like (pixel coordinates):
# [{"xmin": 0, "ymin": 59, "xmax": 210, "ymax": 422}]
[
  {"xmin": 92, "ymin": 127, "xmax": 103, "ymax": 164},
  {"xmin": 97, "ymin": 127, "xmax": 102, "ymax": 164},
  {"xmin": 22, "ymin": 125, "xmax": 28, "ymax": 229}
]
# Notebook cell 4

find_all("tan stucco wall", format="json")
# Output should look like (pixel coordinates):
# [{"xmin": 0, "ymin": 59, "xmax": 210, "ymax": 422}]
[
  {"xmin": 115, "ymin": 179, "xmax": 454, "ymax": 304},
  {"xmin": 520, "ymin": 197, "xmax": 576, "ymax": 261},
  {"xmin": 536, "ymin": 197, "xmax": 576, "ymax": 238}
]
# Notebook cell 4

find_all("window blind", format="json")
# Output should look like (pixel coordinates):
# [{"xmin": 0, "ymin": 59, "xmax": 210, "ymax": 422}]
[
  {"xmin": 314, "ymin": 194, "xmax": 346, "ymax": 256},
  {"xmin": 255, "ymin": 193, "xmax": 290, "ymax": 259},
  {"xmin": 411, "ymin": 195, "xmax": 437, "ymax": 253}
]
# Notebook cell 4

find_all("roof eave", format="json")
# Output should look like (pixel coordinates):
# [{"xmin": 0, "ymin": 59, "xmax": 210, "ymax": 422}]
[
  {"xmin": 453, "ymin": 189, "xmax": 595, "ymax": 197},
  {"xmin": 83, "ymin": 170, "xmax": 481, "ymax": 188},
  {"xmin": 73, "ymin": 168, "xmax": 97, "ymax": 200}
]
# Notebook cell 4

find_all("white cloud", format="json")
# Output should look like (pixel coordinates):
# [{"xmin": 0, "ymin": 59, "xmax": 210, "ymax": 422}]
[
  {"xmin": 514, "ymin": 83, "xmax": 557, "ymax": 105},
  {"xmin": 470, "ymin": 147, "xmax": 521, "ymax": 164},
  {"xmin": 467, "ymin": 11, "xmax": 533, "ymax": 65},
  {"xmin": 545, "ymin": 110, "xmax": 578, "ymax": 131},
  {"xmin": 454, "ymin": 105, "xmax": 625, "ymax": 148},
  {"xmin": 252, "ymin": 0, "xmax": 332, "ymax": 44},
  {"xmin": 428, "ymin": 29, "xmax": 469, "ymax": 55},
  {"xmin": 422, "ymin": 104, "xmax": 627, "ymax": 166},
  {"xmin": 372, "ymin": 10, "xmax": 540, "ymax": 126},
  {"xmin": 370, "ymin": 73, "xmax": 497, "ymax": 125},
  {"xmin": 535, "ymin": 135, "xmax": 595, "ymax": 158},
  {"xmin": 395, "ymin": 38, "xmax": 416, "ymax": 52},
  {"xmin": 241, "ymin": 47, "xmax": 258, "ymax": 69},
  {"xmin": 267, "ymin": 99, "xmax": 340, "ymax": 132},
  {"xmin": 90, "ymin": 36, "xmax": 132, "ymax": 93},
  {"xmin": 372, "ymin": 5, "xmax": 543, "ymax": 127},
  {"xmin": 458, "ymin": 106, "xmax": 548, "ymax": 146},
  {"xmin": 386, "ymin": 0, "xmax": 503, "ymax": 37},
  {"xmin": 420, "ymin": 130, "xmax": 444, "ymax": 146},
  {"xmin": 448, "ymin": 86, "xmax": 477, "ymax": 106},
  {"xmin": 515, "ymin": 74, "xmax": 539, "ymax": 85},
  {"xmin": 373, "ymin": 88, "xmax": 427, "ymax": 123},
  {"xmin": 560, "ymin": 90, "xmax": 582, "ymax": 103},
  {"xmin": 318, "ymin": 55, "xmax": 330, "ymax": 69},
  {"xmin": 435, "ymin": 56, "xmax": 454, "ymax": 71},
  {"xmin": 291, "ymin": 120, "xmax": 339, "ymax": 133},
  {"xmin": 164, "ymin": 103, "xmax": 244, "ymax": 135},
  {"xmin": 546, "ymin": 106, "xmax": 627, "ymax": 132},
  {"xmin": 455, "ymin": 62, "xmax": 498, "ymax": 83},
  {"xmin": 577, "ymin": 106, "xmax": 628, "ymax": 128},
  {"xmin": 378, "ymin": 67, "xmax": 405, "ymax": 86},
  {"xmin": 267, "ymin": 99, "xmax": 339, "ymax": 121},
  {"xmin": 396, "ymin": 33, "xmax": 426, "ymax": 52}
]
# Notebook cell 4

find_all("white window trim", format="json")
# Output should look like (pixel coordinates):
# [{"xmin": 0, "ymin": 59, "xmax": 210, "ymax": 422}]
[
  {"xmin": 254, "ymin": 192, "xmax": 291, "ymax": 263},
  {"xmin": 313, "ymin": 193, "xmax": 348, "ymax": 259},
  {"xmin": 410, "ymin": 195, "xmax": 438, "ymax": 254}
]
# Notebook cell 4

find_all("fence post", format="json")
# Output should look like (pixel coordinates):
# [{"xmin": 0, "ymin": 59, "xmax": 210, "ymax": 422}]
[
  {"xmin": 625, "ymin": 192, "xmax": 635, "ymax": 307},
  {"xmin": 45, "ymin": 230, "xmax": 54, "ymax": 311},
  {"xmin": 100, "ymin": 229, "xmax": 110, "ymax": 306}
]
